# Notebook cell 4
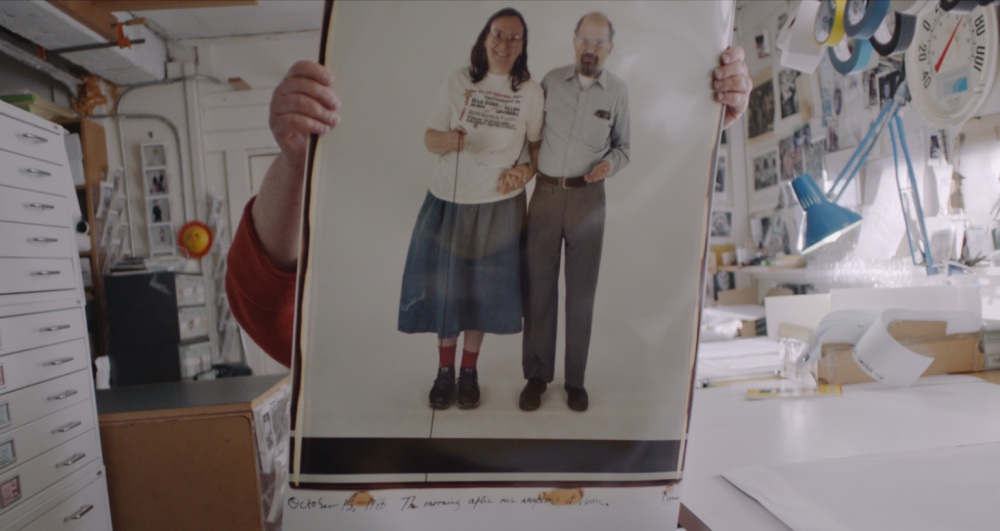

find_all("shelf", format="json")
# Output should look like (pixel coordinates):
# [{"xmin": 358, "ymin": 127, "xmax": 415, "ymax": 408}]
[
  {"xmin": 75, "ymin": 184, "xmax": 86, "ymax": 191},
  {"xmin": 80, "ymin": 251, "xmax": 93, "ymax": 257}
]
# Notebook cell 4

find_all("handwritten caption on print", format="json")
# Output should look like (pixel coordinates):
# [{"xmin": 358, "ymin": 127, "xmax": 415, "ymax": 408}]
[{"xmin": 287, "ymin": 489, "xmax": 611, "ymax": 514}]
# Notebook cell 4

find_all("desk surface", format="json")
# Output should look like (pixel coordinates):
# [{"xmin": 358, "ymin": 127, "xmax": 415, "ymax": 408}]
[
  {"xmin": 97, "ymin": 374, "xmax": 288, "ymax": 421},
  {"xmin": 681, "ymin": 374, "xmax": 1000, "ymax": 531}
]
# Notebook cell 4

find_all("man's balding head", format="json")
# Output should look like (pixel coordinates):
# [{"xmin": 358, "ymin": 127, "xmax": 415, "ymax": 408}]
[{"xmin": 573, "ymin": 12, "xmax": 615, "ymax": 78}]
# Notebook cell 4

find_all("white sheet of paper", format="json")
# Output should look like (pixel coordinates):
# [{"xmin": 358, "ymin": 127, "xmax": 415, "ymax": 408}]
[
  {"xmin": 830, "ymin": 285, "xmax": 981, "ymax": 320},
  {"xmin": 850, "ymin": 309, "xmax": 978, "ymax": 387},
  {"xmin": 723, "ymin": 442, "xmax": 1000, "ymax": 531}
]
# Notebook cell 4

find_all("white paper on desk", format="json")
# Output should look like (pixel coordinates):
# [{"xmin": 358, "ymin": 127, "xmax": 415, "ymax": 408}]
[
  {"xmin": 800, "ymin": 310, "xmax": 878, "ymax": 365},
  {"xmin": 723, "ymin": 442, "xmax": 1000, "ymax": 531},
  {"xmin": 851, "ymin": 309, "xmax": 978, "ymax": 387}
]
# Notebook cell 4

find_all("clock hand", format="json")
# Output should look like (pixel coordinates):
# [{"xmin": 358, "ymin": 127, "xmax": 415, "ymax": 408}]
[{"xmin": 935, "ymin": 16, "xmax": 964, "ymax": 73}]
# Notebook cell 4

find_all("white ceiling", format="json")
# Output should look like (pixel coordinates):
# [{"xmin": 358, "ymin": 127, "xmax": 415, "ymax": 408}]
[{"xmin": 128, "ymin": 0, "xmax": 324, "ymax": 41}]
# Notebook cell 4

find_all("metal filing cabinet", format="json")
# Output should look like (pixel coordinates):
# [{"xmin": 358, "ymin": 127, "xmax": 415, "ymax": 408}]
[{"xmin": 0, "ymin": 100, "xmax": 112, "ymax": 531}]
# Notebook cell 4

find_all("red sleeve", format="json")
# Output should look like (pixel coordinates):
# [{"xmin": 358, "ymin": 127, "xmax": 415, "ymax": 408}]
[{"xmin": 226, "ymin": 196, "xmax": 296, "ymax": 367}]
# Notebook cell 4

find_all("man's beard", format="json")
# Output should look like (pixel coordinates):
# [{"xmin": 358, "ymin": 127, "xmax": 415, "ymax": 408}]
[{"xmin": 577, "ymin": 53, "xmax": 601, "ymax": 77}]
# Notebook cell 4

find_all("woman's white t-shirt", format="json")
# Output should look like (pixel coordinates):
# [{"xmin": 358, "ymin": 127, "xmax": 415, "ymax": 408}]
[{"xmin": 426, "ymin": 68, "xmax": 544, "ymax": 204}]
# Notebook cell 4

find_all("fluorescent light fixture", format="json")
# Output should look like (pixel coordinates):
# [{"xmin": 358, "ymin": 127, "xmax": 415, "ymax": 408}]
[{"xmin": 791, "ymin": 174, "xmax": 863, "ymax": 254}]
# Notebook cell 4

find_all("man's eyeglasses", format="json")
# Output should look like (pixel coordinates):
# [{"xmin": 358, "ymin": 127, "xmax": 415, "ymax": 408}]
[
  {"xmin": 490, "ymin": 29, "xmax": 523, "ymax": 45},
  {"xmin": 574, "ymin": 36, "xmax": 609, "ymax": 50}
]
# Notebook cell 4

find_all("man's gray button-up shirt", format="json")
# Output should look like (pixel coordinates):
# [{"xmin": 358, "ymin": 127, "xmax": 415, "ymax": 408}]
[{"xmin": 537, "ymin": 64, "xmax": 631, "ymax": 179}]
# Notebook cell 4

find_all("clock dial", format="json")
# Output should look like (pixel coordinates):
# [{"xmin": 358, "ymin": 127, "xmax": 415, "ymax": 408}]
[{"xmin": 907, "ymin": 4, "xmax": 998, "ymax": 127}]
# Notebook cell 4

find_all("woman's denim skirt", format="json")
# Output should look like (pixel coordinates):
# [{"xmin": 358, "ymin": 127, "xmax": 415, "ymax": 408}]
[{"xmin": 398, "ymin": 191, "xmax": 525, "ymax": 339}]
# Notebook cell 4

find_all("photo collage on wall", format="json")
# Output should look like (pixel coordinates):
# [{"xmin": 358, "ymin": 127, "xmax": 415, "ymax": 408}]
[{"xmin": 142, "ymin": 142, "xmax": 174, "ymax": 255}]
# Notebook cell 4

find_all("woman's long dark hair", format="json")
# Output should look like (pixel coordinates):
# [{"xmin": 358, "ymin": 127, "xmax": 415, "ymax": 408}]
[{"xmin": 469, "ymin": 8, "xmax": 530, "ymax": 92}]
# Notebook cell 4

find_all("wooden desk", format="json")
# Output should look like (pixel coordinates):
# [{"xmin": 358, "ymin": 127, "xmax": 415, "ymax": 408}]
[
  {"xmin": 678, "ymin": 372, "xmax": 1000, "ymax": 531},
  {"xmin": 97, "ymin": 375, "xmax": 288, "ymax": 531}
]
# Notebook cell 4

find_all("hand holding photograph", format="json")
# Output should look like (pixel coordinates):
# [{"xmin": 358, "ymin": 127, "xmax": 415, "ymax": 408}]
[{"xmin": 287, "ymin": 0, "xmax": 733, "ymax": 528}]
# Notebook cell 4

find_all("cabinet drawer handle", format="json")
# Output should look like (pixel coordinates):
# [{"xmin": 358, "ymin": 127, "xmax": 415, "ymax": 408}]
[
  {"xmin": 48, "ymin": 389, "xmax": 78, "ymax": 400},
  {"xmin": 17, "ymin": 132, "xmax": 48, "ymax": 143},
  {"xmin": 30, "ymin": 237, "xmax": 59, "ymax": 243},
  {"xmin": 53, "ymin": 420, "xmax": 83, "ymax": 434},
  {"xmin": 64, "ymin": 504, "xmax": 94, "ymax": 522},
  {"xmin": 32, "ymin": 270, "xmax": 61, "ymax": 276},
  {"xmin": 27, "ymin": 203, "xmax": 55, "ymax": 210},
  {"xmin": 40, "ymin": 324, "xmax": 71, "ymax": 332},
  {"xmin": 56, "ymin": 452, "xmax": 86, "ymax": 468},
  {"xmin": 20, "ymin": 168, "xmax": 52, "ymax": 177},
  {"xmin": 43, "ymin": 357, "xmax": 74, "ymax": 366}
]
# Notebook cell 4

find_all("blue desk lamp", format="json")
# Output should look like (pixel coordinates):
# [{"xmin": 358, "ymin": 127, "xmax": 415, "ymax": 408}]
[
  {"xmin": 789, "ymin": 81, "xmax": 938, "ymax": 274},
  {"xmin": 791, "ymin": 174, "xmax": 862, "ymax": 254}
]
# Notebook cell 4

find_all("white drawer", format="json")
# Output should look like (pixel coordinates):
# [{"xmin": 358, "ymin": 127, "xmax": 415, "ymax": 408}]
[
  {"xmin": 19, "ymin": 473, "xmax": 108, "ymax": 531},
  {"xmin": 178, "ymin": 306, "xmax": 210, "ymax": 341},
  {"xmin": 0, "ymin": 400, "xmax": 95, "ymax": 474},
  {"xmin": 0, "ymin": 370, "xmax": 91, "ymax": 437},
  {"xmin": 0, "ymin": 309, "xmax": 86, "ymax": 356},
  {"xmin": 0, "ymin": 258, "xmax": 77, "ymax": 296},
  {"xmin": 175, "ymin": 275, "xmax": 207, "ymax": 307},
  {"xmin": 0, "ymin": 149, "xmax": 68, "ymax": 196},
  {"xmin": 0, "ymin": 463, "xmax": 105, "ymax": 531},
  {"xmin": 0, "ymin": 117, "xmax": 65, "ymax": 167},
  {"xmin": 0, "ymin": 187, "xmax": 71, "ymax": 227},
  {"xmin": 0, "ymin": 222, "xmax": 75, "ymax": 259},
  {"xmin": 0, "ymin": 339, "xmax": 89, "ymax": 396},
  {"xmin": 0, "ymin": 428, "xmax": 101, "ymax": 516}
]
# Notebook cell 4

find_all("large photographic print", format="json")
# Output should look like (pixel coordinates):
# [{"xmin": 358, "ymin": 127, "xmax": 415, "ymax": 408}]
[{"xmin": 293, "ymin": 0, "xmax": 731, "ymax": 487}]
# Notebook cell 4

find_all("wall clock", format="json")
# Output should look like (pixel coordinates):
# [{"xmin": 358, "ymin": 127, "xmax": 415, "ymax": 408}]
[{"xmin": 906, "ymin": 4, "xmax": 1000, "ymax": 128}]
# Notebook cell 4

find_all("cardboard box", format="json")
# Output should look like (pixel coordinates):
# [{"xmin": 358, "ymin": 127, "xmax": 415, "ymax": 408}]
[{"xmin": 817, "ymin": 320, "xmax": 984, "ymax": 385}]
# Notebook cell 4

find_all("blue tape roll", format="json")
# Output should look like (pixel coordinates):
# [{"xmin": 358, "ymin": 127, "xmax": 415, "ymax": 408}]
[
  {"xmin": 829, "ymin": 37, "xmax": 875, "ymax": 74},
  {"xmin": 844, "ymin": 0, "xmax": 891, "ymax": 39}
]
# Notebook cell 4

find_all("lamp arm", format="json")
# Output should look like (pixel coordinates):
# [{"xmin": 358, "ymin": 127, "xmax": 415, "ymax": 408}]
[
  {"xmin": 828, "ymin": 99, "xmax": 897, "ymax": 201},
  {"xmin": 894, "ymin": 114, "xmax": 938, "ymax": 275}
]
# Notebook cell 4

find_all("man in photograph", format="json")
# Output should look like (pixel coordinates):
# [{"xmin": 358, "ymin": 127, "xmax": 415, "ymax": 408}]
[{"xmin": 519, "ymin": 12, "xmax": 630, "ymax": 412}]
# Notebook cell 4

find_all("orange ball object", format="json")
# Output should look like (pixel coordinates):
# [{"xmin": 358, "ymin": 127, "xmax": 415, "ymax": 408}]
[{"xmin": 177, "ymin": 221, "xmax": 214, "ymax": 258}]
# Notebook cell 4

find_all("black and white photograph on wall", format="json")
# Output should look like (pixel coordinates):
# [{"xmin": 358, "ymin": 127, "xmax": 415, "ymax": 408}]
[
  {"xmin": 804, "ymin": 139, "xmax": 826, "ymax": 185},
  {"xmin": 711, "ymin": 210, "xmax": 733, "ymax": 239},
  {"xmin": 747, "ymin": 69, "xmax": 774, "ymax": 140},
  {"xmin": 865, "ymin": 68, "xmax": 879, "ymax": 108},
  {"xmin": 778, "ymin": 68, "xmax": 799, "ymax": 119},
  {"xmin": 753, "ymin": 149, "xmax": 779, "ymax": 191},
  {"xmin": 755, "ymin": 31, "xmax": 769, "ymax": 58},
  {"xmin": 148, "ymin": 223, "xmax": 174, "ymax": 255},
  {"xmin": 775, "ymin": 12, "xmax": 788, "ymax": 37},
  {"xmin": 142, "ymin": 143, "xmax": 167, "ymax": 168},
  {"xmin": 827, "ymin": 118, "xmax": 840, "ymax": 151},
  {"xmin": 147, "ymin": 198, "xmax": 171, "ymax": 224},
  {"xmin": 100, "ymin": 210, "xmax": 118, "ymax": 249},
  {"xmin": 779, "ymin": 135, "xmax": 796, "ymax": 181},
  {"xmin": 290, "ymin": 0, "xmax": 733, "ymax": 492},
  {"xmin": 715, "ymin": 152, "xmax": 728, "ymax": 196},
  {"xmin": 144, "ymin": 168, "xmax": 168, "ymax": 197},
  {"xmin": 878, "ymin": 70, "xmax": 900, "ymax": 109},
  {"xmin": 929, "ymin": 132, "xmax": 944, "ymax": 166},
  {"xmin": 95, "ymin": 181, "xmax": 114, "ymax": 219}
]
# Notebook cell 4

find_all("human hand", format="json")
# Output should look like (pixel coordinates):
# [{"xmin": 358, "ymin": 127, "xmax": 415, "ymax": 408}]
[
  {"xmin": 712, "ymin": 45, "xmax": 750, "ymax": 129},
  {"xmin": 446, "ymin": 126, "xmax": 467, "ymax": 153},
  {"xmin": 498, "ymin": 164, "xmax": 532, "ymax": 194},
  {"xmin": 269, "ymin": 61, "xmax": 341, "ymax": 172},
  {"xmin": 584, "ymin": 160, "xmax": 611, "ymax": 183}
]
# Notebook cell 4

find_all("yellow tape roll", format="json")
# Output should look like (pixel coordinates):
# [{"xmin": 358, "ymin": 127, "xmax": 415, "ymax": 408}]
[{"xmin": 814, "ymin": 0, "xmax": 847, "ymax": 46}]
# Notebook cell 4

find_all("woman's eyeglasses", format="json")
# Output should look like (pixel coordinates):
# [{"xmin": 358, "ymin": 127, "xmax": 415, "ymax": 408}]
[{"xmin": 490, "ymin": 30, "xmax": 523, "ymax": 45}]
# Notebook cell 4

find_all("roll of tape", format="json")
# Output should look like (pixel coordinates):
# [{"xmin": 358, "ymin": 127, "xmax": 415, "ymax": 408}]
[
  {"xmin": 815, "ymin": 0, "xmax": 848, "ymax": 45},
  {"xmin": 890, "ymin": 0, "xmax": 933, "ymax": 15},
  {"xmin": 940, "ymin": 0, "xmax": 984, "ymax": 13},
  {"xmin": 829, "ymin": 37, "xmax": 876, "ymax": 74},
  {"xmin": 844, "ymin": 0, "xmax": 891, "ymax": 38},
  {"xmin": 870, "ymin": 10, "xmax": 917, "ymax": 55},
  {"xmin": 780, "ymin": 0, "xmax": 825, "ymax": 73}
]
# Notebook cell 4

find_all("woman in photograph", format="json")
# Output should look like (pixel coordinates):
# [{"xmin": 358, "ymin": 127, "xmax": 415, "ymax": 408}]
[{"xmin": 398, "ymin": 7, "xmax": 544, "ymax": 411}]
